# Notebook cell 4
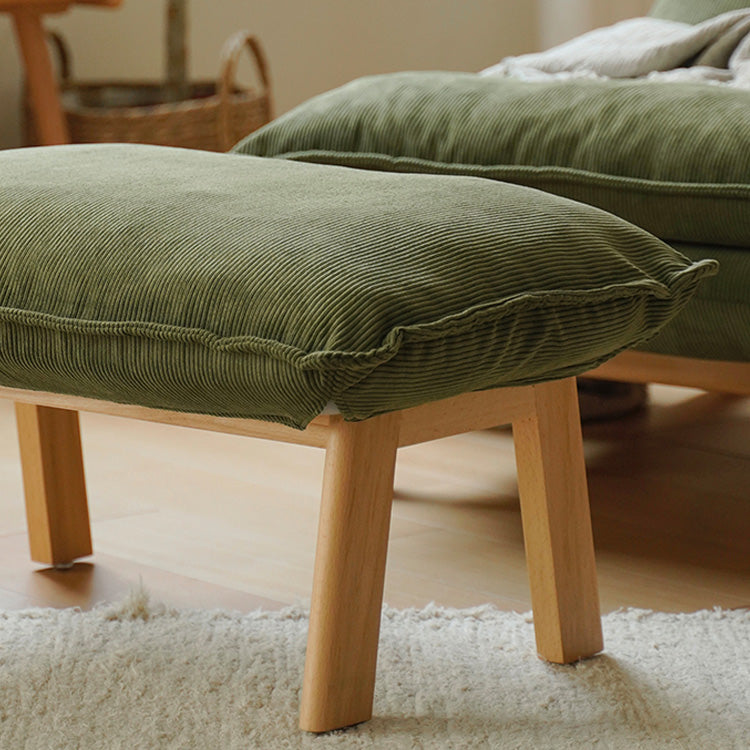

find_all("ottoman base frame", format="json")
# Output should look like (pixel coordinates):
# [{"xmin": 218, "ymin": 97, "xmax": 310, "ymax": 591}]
[
  {"xmin": 5, "ymin": 376, "xmax": 603, "ymax": 733},
  {"xmin": 586, "ymin": 350, "xmax": 750, "ymax": 396}
]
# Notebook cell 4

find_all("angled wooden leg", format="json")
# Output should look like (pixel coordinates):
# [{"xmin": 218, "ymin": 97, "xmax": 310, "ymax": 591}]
[
  {"xmin": 15, "ymin": 403, "xmax": 92, "ymax": 566},
  {"xmin": 300, "ymin": 411, "xmax": 401, "ymax": 733},
  {"xmin": 512, "ymin": 377, "xmax": 603, "ymax": 664},
  {"xmin": 11, "ymin": 9, "xmax": 70, "ymax": 145}
]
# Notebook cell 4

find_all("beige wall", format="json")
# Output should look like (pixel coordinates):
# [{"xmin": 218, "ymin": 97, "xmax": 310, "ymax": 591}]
[
  {"xmin": 539, "ymin": 0, "xmax": 653, "ymax": 46},
  {"xmin": 0, "ymin": 0, "xmax": 537, "ymax": 149}
]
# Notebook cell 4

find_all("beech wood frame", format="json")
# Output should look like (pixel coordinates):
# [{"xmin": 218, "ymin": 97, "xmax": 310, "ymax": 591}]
[
  {"xmin": 4, "ymin": 1, "xmax": 122, "ymax": 146},
  {"xmin": 5, "ymin": 376, "xmax": 603, "ymax": 733},
  {"xmin": 585, "ymin": 351, "xmax": 750, "ymax": 396}
]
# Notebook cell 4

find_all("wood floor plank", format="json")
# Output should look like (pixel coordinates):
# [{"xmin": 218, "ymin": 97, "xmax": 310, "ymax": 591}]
[
  {"xmin": 584, "ymin": 386, "xmax": 750, "ymax": 459},
  {"xmin": 386, "ymin": 528, "xmax": 532, "ymax": 604},
  {"xmin": 0, "ymin": 585, "xmax": 42, "ymax": 610},
  {"xmin": 382, "ymin": 567, "xmax": 531, "ymax": 611},
  {"xmin": 0, "ymin": 533, "xmax": 284, "ymax": 612},
  {"xmin": 0, "ymin": 386, "xmax": 746, "ymax": 615}
]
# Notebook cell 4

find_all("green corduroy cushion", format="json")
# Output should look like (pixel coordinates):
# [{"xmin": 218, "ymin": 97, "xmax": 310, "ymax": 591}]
[
  {"xmin": 231, "ymin": 72, "xmax": 750, "ymax": 248},
  {"xmin": 636, "ymin": 243, "xmax": 750, "ymax": 361},
  {"xmin": 0, "ymin": 144, "xmax": 715, "ymax": 427},
  {"xmin": 649, "ymin": 0, "xmax": 750, "ymax": 23}
]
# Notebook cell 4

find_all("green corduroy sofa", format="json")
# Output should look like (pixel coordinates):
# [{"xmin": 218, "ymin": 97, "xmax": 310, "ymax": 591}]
[
  {"xmin": 231, "ymin": 0, "xmax": 750, "ymax": 396},
  {"xmin": 601, "ymin": 0, "xmax": 750, "ymax": 393}
]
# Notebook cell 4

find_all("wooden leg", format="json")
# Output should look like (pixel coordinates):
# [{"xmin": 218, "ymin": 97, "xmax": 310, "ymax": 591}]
[
  {"xmin": 512, "ymin": 378, "xmax": 603, "ymax": 663},
  {"xmin": 300, "ymin": 412, "xmax": 401, "ymax": 733},
  {"xmin": 11, "ymin": 8, "xmax": 70, "ymax": 146},
  {"xmin": 15, "ymin": 403, "xmax": 92, "ymax": 566}
]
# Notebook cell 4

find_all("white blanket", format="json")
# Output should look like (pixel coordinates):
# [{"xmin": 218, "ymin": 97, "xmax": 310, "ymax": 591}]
[{"xmin": 481, "ymin": 10, "xmax": 750, "ymax": 89}]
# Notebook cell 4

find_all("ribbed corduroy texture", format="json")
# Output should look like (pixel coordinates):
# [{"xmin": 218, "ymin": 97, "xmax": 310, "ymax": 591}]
[
  {"xmin": 0, "ymin": 144, "xmax": 715, "ymax": 426},
  {"xmin": 650, "ymin": 0, "xmax": 750, "ymax": 24},
  {"xmin": 636, "ymin": 243, "xmax": 750, "ymax": 360},
  {"xmin": 232, "ymin": 72, "xmax": 750, "ymax": 248}
]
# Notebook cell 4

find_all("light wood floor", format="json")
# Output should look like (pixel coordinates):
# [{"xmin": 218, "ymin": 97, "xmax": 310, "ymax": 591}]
[{"xmin": 0, "ymin": 385, "xmax": 747, "ymax": 614}]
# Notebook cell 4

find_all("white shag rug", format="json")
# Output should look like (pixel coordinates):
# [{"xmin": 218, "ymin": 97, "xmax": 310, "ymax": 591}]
[{"xmin": 0, "ymin": 590, "xmax": 748, "ymax": 749}]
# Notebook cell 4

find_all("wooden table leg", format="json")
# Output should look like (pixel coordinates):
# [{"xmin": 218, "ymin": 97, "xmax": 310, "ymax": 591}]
[
  {"xmin": 300, "ymin": 412, "xmax": 401, "ymax": 733},
  {"xmin": 512, "ymin": 377, "xmax": 603, "ymax": 664},
  {"xmin": 11, "ymin": 8, "xmax": 69, "ymax": 145},
  {"xmin": 15, "ymin": 403, "xmax": 92, "ymax": 566}
]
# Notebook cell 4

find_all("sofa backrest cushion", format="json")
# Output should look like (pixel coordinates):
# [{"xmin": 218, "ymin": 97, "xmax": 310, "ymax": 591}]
[
  {"xmin": 232, "ymin": 71, "xmax": 750, "ymax": 248},
  {"xmin": 649, "ymin": 0, "xmax": 750, "ymax": 24}
]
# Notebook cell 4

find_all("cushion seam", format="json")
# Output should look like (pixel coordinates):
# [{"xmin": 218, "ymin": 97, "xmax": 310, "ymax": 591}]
[
  {"xmin": 274, "ymin": 151, "xmax": 750, "ymax": 200},
  {"xmin": 0, "ymin": 264, "xmax": 716, "ymax": 373}
]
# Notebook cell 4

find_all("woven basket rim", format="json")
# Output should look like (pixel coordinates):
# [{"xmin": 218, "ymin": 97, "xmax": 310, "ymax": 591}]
[
  {"xmin": 26, "ymin": 31, "xmax": 273, "ymax": 152},
  {"xmin": 61, "ymin": 86, "xmax": 266, "ymax": 118}
]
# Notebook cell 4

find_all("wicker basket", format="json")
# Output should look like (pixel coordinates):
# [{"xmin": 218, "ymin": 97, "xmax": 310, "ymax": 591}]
[{"xmin": 27, "ymin": 30, "xmax": 272, "ymax": 152}]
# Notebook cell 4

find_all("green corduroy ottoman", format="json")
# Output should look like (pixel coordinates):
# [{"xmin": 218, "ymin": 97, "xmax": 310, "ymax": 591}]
[{"xmin": 0, "ymin": 144, "xmax": 715, "ymax": 732}]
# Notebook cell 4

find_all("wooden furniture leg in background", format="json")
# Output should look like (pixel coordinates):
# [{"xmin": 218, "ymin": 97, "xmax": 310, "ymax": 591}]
[
  {"xmin": 299, "ymin": 411, "xmax": 401, "ymax": 733},
  {"xmin": 11, "ymin": 6, "xmax": 70, "ymax": 145},
  {"xmin": 15, "ymin": 403, "xmax": 92, "ymax": 566},
  {"xmin": 512, "ymin": 377, "xmax": 603, "ymax": 663}
]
